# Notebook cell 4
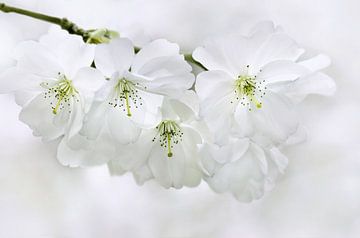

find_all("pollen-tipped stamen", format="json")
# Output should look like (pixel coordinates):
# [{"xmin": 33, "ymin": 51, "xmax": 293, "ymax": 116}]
[
  {"xmin": 42, "ymin": 75, "xmax": 78, "ymax": 115},
  {"xmin": 153, "ymin": 120, "xmax": 182, "ymax": 158},
  {"xmin": 52, "ymin": 94, "xmax": 64, "ymax": 114},
  {"xmin": 110, "ymin": 78, "xmax": 142, "ymax": 117},
  {"xmin": 233, "ymin": 70, "xmax": 265, "ymax": 110}
]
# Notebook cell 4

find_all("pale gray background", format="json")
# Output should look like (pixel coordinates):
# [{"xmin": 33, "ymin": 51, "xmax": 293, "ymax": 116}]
[{"xmin": 0, "ymin": 0, "xmax": 359, "ymax": 237}]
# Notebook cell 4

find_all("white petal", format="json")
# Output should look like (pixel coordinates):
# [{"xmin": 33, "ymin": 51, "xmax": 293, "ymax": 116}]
[
  {"xmin": 250, "ymin": 33, "xmax": 304, "ymax": 72},
  {"xmin": 233, "ymin": 104, "xmax": 254, "ymax": 137},
  {"xmin": 131, "ymin": 39, "xmax": 180, "ymax": 73},
  {"xmin": 148, "ymin": 144, "xmax": 186, "ymax": 189},
  {"xmin": 268, "ymin": 147, "xmax": 288, "ymax": 174},
  {"xmin": 202, "ymin": 139, "xmax": 273, "ymax": 202},
  {"xmin": 66, "ymin": 98, "xmax": 84, "ymax": 139},
  {"xmin": 14, "ymin": 90, "xmax": 37, "ymax": 107},
  {"xmin": 195, "ymin": 70, "xmax": 234, "ymax": 114},
  {"xmin": 249, "ymin": 142, "xmax": 268, "ymax": 174},
  {"xmin": 200, "ymin": 144, "xmax": 220, "ymax": 176},
  {"xmin": 268, "ymin": 73, "xmax": 335, "ymax": 103},
  {"xmin": 249, "ymin": 21, "xmax": 277, "ymax": 38},
  {"xmin": 145, "ymin": 74, "xmax": 194, "ymax": 99},
  {"xmin": 257, "ymin": 60, "xmax": 309, "ymax": 84},
  {"xmin": 148, "ymin": 146, "xmax": 173, "ymax": 188},
  {"xmin": 182, "ymin": 166, "xmax": 202, "ymax": 188},
  {"xmin": 234, "ymin": 91, "xmax": 299, "ymax": 144},
  {"xmin": 195, "ymin": 70, "xmax": 234, "ymax": 98},
  {"xmin": 40, "ymin": 27, "xmax": 95, "ymax": 77},
  {"xmin": 299, "ymin": 54, "xmax": 331, "ymax": 71},
  {"xmin": 132, "ymin": 55, "xmax": 194, "ymax": 98},
  {"xmin": 227, "ymin": 148, "xmax": 267, "ymax": 201},
  {"xmin": 176, "ymin": 90, "xmax": 200, "ymax": 117},
  {"xmin": 133, "ymin": 165, "xmax": 154, "ymax": 185},
  {"xmin": 108, "ymin": 160, "xmax": 127, "ymax": 176},
  {"xmin": 14, "ymin": 41, "xmax": 63, "ymax": 78},
  {"xmin": 165, "ymin": 92, "xmax": 199, "ymax": 123},
  {"xmin": 206, "ymin": 163, "xmax": 232, "ymax": 193},
  {"xmin": 284, "ymin": 125, "xmax": 307, "ymax": 145},
  {"xmin": 126, "ymin": 70, "xmax": 194, "ymax": 100},
  {"xmin": 52, "ymin": 102, "xmax": 71, "ymax": 128},
  {"xmin": 181, "ymin": 143, "xmax": 201, "ymax": 184},
  {"xmin": 19, "ymin": 93, "xmax": 64, "ymax": 141},
  {"xmin": 82, "ymin": 101, "xmax": 108, "ymax": 139},
  {"xmin": 0, "ymin": 67, "xmax": 42, "ymax": 94},
  {"xmin": 160, "ymin": 98, "xmax": 183, "ymax": 122},
  {"xmin": 201, "ymin": 93, "xmax": 235, "ymax": 145},
  {"xmin": 251, "ymin": 92, "xmax": 299, "ymax": 144},
  {"xmin": 114, "ymin": 130, "xmax": 156, "ymax": 171},
  {"xmin": 137, "ymin": 55, "xmax": 192, "ymax": 78},
  {"xmin": 193, "ymin": 35, "xmax": 257, "ymax": 76},
  {"xmin": 134, "ymin": 90, "xmax": 163, "ymax": 127},
  {"xmin": 57, "ymin": 134, "xmax": 114, "ymax": 167},
  {"xmin": 201, "ymin": 138, "xmax": 249, "ymax": 165},
  {"xmin": 72, "ymin": 67, "xmax": 106, "ymax": 92},
  {"xmin": 94, "ymin": 38, "xmax": 134, "ymax": 77},
  {"xmin": 107, "ymin": 108, "xmax": 141, "ymax": 144},
  {"xmin": 284, "ymin": 72, "xmax": 336, "ymax": 103}
]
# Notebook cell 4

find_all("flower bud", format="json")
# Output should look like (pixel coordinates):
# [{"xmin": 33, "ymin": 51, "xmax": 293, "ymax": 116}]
[{"xmin": 86, "ymin": 28, "xmax": 119, "ymax": 44}]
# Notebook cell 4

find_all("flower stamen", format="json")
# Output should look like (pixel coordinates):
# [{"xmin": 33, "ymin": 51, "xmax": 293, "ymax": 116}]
[
  {"xmin": 231, "ymin": 65, "xmax": 265, "ymax": 111},
  {"xmin": 153, "ymin": 120, "xmax": 183, "ymax": 158},
  {"xmin": 41, "ymin": 74, "xmax": 78, "ymax": 115},
  {"xmin": 124, "ymin": 90, "xmax": 132, "ymax": 117},
  {"xmin": 109, "ymin": 78, "xmax": 143, "ymax": 117}
]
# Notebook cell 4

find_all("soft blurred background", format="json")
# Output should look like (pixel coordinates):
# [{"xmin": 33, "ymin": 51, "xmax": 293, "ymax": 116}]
[{"xmin": 0, "ymin": 0, "xmax": 360, "ymax": 237}]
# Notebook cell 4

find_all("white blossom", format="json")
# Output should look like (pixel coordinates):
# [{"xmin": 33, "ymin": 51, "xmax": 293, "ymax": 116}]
[
  {"xmin": 109, "ymin": 92, "xmax": 203, "ymax": 189},
  {"xmin": 57, "ymin": 37, "xmax": 195, "ymax": 167},
  {"xmin": 0, "ymin": 27, "xmax": 104, "ymax": 142},
  {"xmin": 200, "ymin": 137, "xmax": 288, "ymax": 202},
  {"xmin": 193, "ymin": 22, "xmax": 336, "ymax": 145},
  {"xmin": 80, "ymin": 37, "xmax": 194, "ymax": 145}
]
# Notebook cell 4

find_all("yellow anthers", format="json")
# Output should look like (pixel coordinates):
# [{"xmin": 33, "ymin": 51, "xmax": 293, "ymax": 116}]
[
  {"xmin": 235, "ymin": 75, "xmax": 257, "ymax": 97},
  {"xmin": 153, "ymin": 120, "xmax": 183, "ymax": 158},
  {"xmin": 41, "ymin": 74, "xmax": 79, "ymax": 115},
  {"xmin": 109, "ymin": 78, "xmax": 142, "ymax": 117},
  {"xmin": 86, "ymin": 28, "xmax": 119, "ymax": 44},
  {"xmin": 231, "ymin": 65, "xmax": 266, "ymax": 111}
]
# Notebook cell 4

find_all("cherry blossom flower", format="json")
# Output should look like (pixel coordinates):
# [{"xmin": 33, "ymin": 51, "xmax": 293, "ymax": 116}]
[
  {"xmin": 0, "ymin": 27, "xmax": 104, "ymax": 142},
  {"xmin": 80, "ymin": 37, "xmax": 194, "ymax": 146},
  {"xmin": 57, "ymin": 37, "xmax": 195, "ymax": 167},
  {"xmin": 109, "ymin": 93, "xmax": 203, "ymax": 189},
  {"xmin": 193, "ymin": 22, "xmax": 335, "ymax": 145},
  {"xmin": 200, "ymin": 137, "xmax": 288, "ymax": 202}
]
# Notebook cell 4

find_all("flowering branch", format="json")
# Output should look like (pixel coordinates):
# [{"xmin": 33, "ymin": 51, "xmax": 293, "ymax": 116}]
[
  {"xmin": 0, "ymin": 1, "xmax": 336, "ymax": 202},
  {"xmin": 0, "ymin": 2, "xmax": 206, "ymax": 70},
  {"xmin": 0, "ymin": 2, "xmax": 90, "ymax": 41}
]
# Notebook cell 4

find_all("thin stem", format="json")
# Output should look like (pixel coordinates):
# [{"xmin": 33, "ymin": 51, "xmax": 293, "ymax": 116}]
[
  {"xmin": 0, "ymin": 2, "xmax": 207, "ymax": 71},
  {"xmin": 0, "ymin": 2, "xmax": 89, "ymax": 41}
]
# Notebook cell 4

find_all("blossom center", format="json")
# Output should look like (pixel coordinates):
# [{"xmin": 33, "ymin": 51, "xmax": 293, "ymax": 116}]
[
  {"xmin": 232, "ymin": 66, "xmax": 266, "ymax": 111},
  {"xmin": 153, "ymin": 120, "xmax": 183, "ymax": 158},
  {"xmin": 109, "ymin": 78, "xmax": 142, "ymax": 117},
  {"xmin": 41, "ymin": 73, "xmax": 79, "ymax": 115}
]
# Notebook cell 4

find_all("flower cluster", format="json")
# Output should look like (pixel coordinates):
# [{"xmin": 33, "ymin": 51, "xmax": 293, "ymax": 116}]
[{"xmin": 0, "ymin": 22, "xmax": 336, "ymax": 202}]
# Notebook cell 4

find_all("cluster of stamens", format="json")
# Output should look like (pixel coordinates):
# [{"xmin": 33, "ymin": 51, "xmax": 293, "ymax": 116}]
[
  {"xmin": 152, "ymin": 120, "xmax": 183, "ymax": 158},
  {"xmin": 231, "ymin": 65, "xmax": 267, "ymax": 111},
  {"xmin": 109, "ymin": 78, "xmax": 143, "ymax": 117},
  {"xmin": 41, "ymin": 73, "xmax": 79, "ymax": 115}
]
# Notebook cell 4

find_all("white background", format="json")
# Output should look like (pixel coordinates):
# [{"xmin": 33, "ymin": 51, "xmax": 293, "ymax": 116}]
[{"xmin": 0, "ymin": 0, "xmax": 360, "ymax": 237}]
